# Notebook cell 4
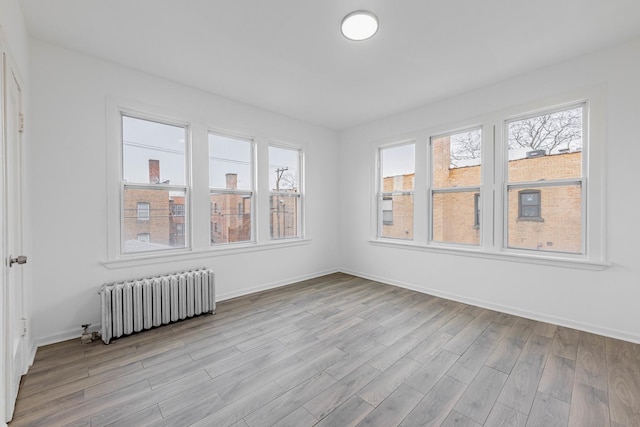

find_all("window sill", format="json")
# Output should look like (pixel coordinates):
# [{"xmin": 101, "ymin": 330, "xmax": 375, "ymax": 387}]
[
  {"xmin": 369, "ymin": 239, "xmax": 610, "ymax": 271},
  {"xmin": 102, "ymin": 238, "xmax": 312, "ymax": 270}
]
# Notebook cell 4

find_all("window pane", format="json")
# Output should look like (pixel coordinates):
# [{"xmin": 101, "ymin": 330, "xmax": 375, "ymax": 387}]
[
  {"xmin": 432, "ymin": 191, "xmax": 480, "ymax": 245},
  {"xmin": 122, "ymin": 116, "xmax": 186, "ymax": 185},
  {"xmin": 507, "ymin": 184, "xmax": 582, "ymax": 253},
  {"xmin": 380, "ymin": 193, "xmax": 413, "ymax": 240},
  {"xmin": 210, "ymin": 192, "xmax": 252, "ymax": 244},
  {"xmin": 381, "ymin": 144, "xmax": 415, "ymax": 191},
  {"xmin": 123, "ymin": 188, "xmax": 187, "ymax": 253},
  {"xmin": 269, "ymin": 146, "xmax": 300, "ymax": 192},
  {"xmin": 507, "ymin": 106, "xmax": 582, "ymax": 182},
  {"xmin": 270, "ymin": 194, "xmax": 299, "ymax": 239},
  {"xmin": 432, "ymin": 128, "xmax": 482, "ymax": 188},
  {"xmin": 209, "ymin": 134, "xmax": 252, "ymax": 190}
]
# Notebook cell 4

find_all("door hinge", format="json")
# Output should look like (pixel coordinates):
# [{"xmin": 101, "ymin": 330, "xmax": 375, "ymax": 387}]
[
  {"xmin": 19, "ymin": 113, "xmax": 25, "ymax": 133},
  {"xmin": 22, "ymin": 318, "xmax": 28, "ymax": 336}
]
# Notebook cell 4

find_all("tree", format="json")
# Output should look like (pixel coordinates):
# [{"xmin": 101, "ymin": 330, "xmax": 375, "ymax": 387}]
[
  {"xmin": 508, "ymin": 107, "xmax": 582, "ymax": 154},
  {"xmin": 448, "ymin": 106, "xmax": 583, "ymax": 168},
  {"xmin": 450, "ymin": 129, "xmax": 482, "ymax": 168}
]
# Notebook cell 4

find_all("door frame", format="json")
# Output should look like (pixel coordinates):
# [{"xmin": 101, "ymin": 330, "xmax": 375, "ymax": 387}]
[
  {"xmin": 0, "ymin": 27, "xmax": 6, "ymax": 426},
  {"xmin": 0, "ymin": 28, "xmax": 28, "ymax": 425}
]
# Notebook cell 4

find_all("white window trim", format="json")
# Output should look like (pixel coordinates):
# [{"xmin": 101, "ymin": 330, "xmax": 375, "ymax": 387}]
[
  {"xmin": 268, "ymin": 142, "xmax": 305, "ymax": 241},
  {"xmin": 429, "ymin": 126, "xmax": 483, "ymax": 246},
  {"xmin": 376, "ymin": 140, "xmax": 416, "ymax": 240},
  {"xmin": 371, "ymin": 87, "xmax": 608, "ymax": 269},
  {"xmin": 106, "ymin": 99, "xmax": 193, "ymax": 260},
  {"xmin": 208, "ymin": 131, "xmax": 256, "ymax": 246},
  {"xmin": 104, "ymin": 98, "xmax": 310, "ymax": 267}
]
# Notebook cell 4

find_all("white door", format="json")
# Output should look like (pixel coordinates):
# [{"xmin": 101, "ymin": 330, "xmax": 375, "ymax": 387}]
[{"xmin": 2, "ymin": 50, "xmax": 26, "ymax": 424}]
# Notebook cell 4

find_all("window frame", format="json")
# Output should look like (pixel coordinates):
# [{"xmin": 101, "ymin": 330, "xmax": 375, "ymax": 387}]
[
  {"xmin": 268, "ymin": 143, "xmax": 304, "ymax": 241},
  {"xmin": 208, "ymin": 131, "xmax": 256, "ymax": 246},
  {"xmin": 370, "ymin": 90, "xmax": 607, "ymax": 270},
  {"xmin": 119, "ymin": 111, "xmax": 191, "ymax": 256},
  {"xmin": 503, "ymin": 102, "xmax": 587, "ymax": 256},
  {"xmin": 517, "ymin": 189, "xmax": 542, "ymax": 221},
  {"xmin": 429, "ymin": 126, "xmax": 483, "ymax": 247},
  {"xmin": 377, "ymin": 140, "xmax": 416, "ymax": 241}
]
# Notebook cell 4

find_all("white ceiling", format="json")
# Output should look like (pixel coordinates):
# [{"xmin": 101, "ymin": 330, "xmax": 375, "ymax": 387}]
[{"xmin": 20, "ymin": 0, "xmax": 640, "ymax": 130}]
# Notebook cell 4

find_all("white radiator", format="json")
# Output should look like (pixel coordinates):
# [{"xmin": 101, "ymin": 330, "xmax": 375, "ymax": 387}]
[{"xmin": 98, "ymin": 268, "xmax": 215, "ymax": 344}]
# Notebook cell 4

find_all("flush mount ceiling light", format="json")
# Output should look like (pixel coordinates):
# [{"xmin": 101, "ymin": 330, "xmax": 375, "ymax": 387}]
[{"xmin": 341, "ymin": 11, "xmax": 378, "ymax": 41}]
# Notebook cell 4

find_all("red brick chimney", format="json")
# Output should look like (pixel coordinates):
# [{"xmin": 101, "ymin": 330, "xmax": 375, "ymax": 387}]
[
  {"xmin": 149, "ymin": 159, "xmax": 160, "ymax": 184},
  {"xmin": 226, "ymin": 173, "xmax": 238, "ymax": 190}
]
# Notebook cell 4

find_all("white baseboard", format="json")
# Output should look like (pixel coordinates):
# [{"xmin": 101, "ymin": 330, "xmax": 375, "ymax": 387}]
[
  {"xmin": 34, "ymin": 268, "xmax": 340, "ymax": 348},
  {"xmin": 340, "ymin": 268, "xmax": 640, "ymax": 345}
]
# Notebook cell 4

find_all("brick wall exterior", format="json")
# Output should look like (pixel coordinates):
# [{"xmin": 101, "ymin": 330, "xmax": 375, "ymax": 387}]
[{"xmin": 382, "ymin": 142, "xmax": 582, "ymax": 252}]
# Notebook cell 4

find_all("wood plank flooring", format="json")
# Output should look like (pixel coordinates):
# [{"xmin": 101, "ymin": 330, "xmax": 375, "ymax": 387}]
[{"xmin": 8, "ymin": 273, "xmax": 640, "ymax": 426}]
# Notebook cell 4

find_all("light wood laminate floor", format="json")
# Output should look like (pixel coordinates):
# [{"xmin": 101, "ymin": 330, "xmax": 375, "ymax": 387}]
[{"xmin": 9, "ymin": 273, "xmax": 640, "ymax": 426}]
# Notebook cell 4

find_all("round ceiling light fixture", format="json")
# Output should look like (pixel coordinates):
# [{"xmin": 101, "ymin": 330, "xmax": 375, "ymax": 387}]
[{"xmin": 341, "ymin": 11, "xmax": 378, "ymax": 41}]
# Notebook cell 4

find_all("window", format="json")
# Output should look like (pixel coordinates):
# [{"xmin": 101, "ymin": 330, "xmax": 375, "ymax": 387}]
[
  {"xmin": 382, "ymin": 197, "xmax": 393, "ymax": 225},
  {"xmin": 269, "ymin": 145, "xmax": 302, "ymax": 239},
  {"xmin": 209, "ymin": 133, "xmax": 254, "ymax": 245},
  {"xmin": 137, "ymin": 202, "xmax": 150, "ymax": 221},
  {"xmin": 171, "ymin": 204, "xmax": 184, "ymax": 217},
  {"xmin": 431, "ymin": 128, "xmax": 481, "ymax": 245},
  {"xmin": 506, "ymin": 104, "xmax": 584, "ymax": 254},
  {"xmin": 137, "ymin": 233, "xmax": 150, "ymax": 243},
  {"xmin": 378, "ymin": 143, "xmax": 415, "ymax": 239},
  {"xmin": 122, "ymin": 115, "xmax": 188, "ymax": 254},
  {"xmin": 473, "ymin": 193, "xmax": 480, "ymax": 228},
  {"xmin": 518, "ymin": 190, "xmax": 541, "ymax": 220},
  {"xmin": 370, "ymin": 93, "xmax": 604, "ymax": 267}
]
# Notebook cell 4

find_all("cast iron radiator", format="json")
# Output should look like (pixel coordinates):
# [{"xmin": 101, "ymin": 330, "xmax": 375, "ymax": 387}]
[{"xmin": 98, "ymin": 268, "xmax": 215, "ymax": 344}]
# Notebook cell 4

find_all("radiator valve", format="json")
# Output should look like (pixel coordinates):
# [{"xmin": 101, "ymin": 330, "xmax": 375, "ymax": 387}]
[{"xmin": 81, "ymin": 323, "xmax": 93, "ymax": 344}]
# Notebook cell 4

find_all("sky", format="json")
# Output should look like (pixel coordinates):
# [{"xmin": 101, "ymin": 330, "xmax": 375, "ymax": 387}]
[{"xmin": 122, "ymin": 115, "xmax": 298, "ymax": 191}]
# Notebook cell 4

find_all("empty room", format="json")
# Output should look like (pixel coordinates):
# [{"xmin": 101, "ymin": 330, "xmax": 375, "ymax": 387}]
[{"xmin": 2, "ymin": 1, "xmax": 640, "ymax": 426}]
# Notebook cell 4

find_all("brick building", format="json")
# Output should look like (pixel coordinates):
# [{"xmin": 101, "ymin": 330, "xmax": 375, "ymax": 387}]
[
  {"xmin": 383, "ymin": 139, "xmax": 582, "ymax": 252},
  {"xmin": 123, "ymin": 159, "xmax": 186, "ymax": 251},
  {"xmin": 210, "ymin": 173, "xmax": 252, "ymax": 244}
]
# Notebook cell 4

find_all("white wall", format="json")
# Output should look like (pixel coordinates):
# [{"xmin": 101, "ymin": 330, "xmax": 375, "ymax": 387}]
[
  {"xmin": 28, "ymin": 40, "xmax": 340, "ymax": 345},
  {"xmin": 338, "ymin": 37, "xmax": 640, "ymax": 343}
]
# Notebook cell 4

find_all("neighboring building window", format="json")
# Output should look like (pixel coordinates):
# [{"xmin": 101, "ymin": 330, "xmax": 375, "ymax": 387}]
[
  {"xmin": 431, "ymin": 128, "xmax": 482, "ymax": 245},
  {"xmin": 382, "ymin": 197, "xmax": 393, "ymax": 225},
  {"xmin": 209, "ymin": 133, "xmax": 254, "ymax": 244},
  {"xmin": 506, "ymin": 104, "xmax": 584, "ymax": 254},
  {"xmin": 137, "ymin": 202, "xmax": 150, "ymax": 221},
  {"xmin": 269, "ymin": 145, "xmax": 302, "ymax": 239},
  {"xmin": 474, "ymin": 193, "xmax": 480, "ymax": 228},
  {"xmin": 137, "ymin": 233, "xmax": 150, "ymax": 242},
  {"xmin": 171, "ymin": 204, "xmax": 184, "ymax": 217},
  {"xmin": 122, "ymin": 115, "xmax": 188, "ymax": 254},
  {"xmin": 518, "ymin": 190, "xmax": 541, "ymax": 220},
  {"xmin": 379, "ymin": 143, "xmax": 415, "ymax": 239}
]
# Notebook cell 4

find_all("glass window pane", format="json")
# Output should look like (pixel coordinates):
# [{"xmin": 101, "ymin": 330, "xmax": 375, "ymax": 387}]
[
  {"xmin": 269, "ymin": 146, "xmax": 300, "ymax": 192},
  {"xmin": 209, "ymin": 134, "xmax": 252, "ymax": 190},
  {"xmin": 380, "ymin": 193, "xmax": 413, "ymax": 240},
  {"xmin": 123, "ymin": 188, "xmax": 187, "ymax": 253},
  {"xmin": 270, "ymin": 194, "xmax": 299, "ymax": 239},
  {"xmin": 507, "ymin": 106, "xmax": 582, "ymax": 182},
  {"xmin": 432, "ymin": 191, "xmax": 480, "ymax": 245},
  {"xmin": 122, "ymin": 116, "xmax": 186, "ymax": 185},
  {"xmin": 432, "ymin": 128, "xmax": 482, "ymax": 188},
  {"xmin": 507, "ymin": 184, "xmax": 582, "ymax": 253},
  {"xmin": 381, "ymin": 144, "xmax": 415, "ymax": 191},
  {"xmin": 210, "ymin": 192, "xmax": 252, "ymax": 244}
]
